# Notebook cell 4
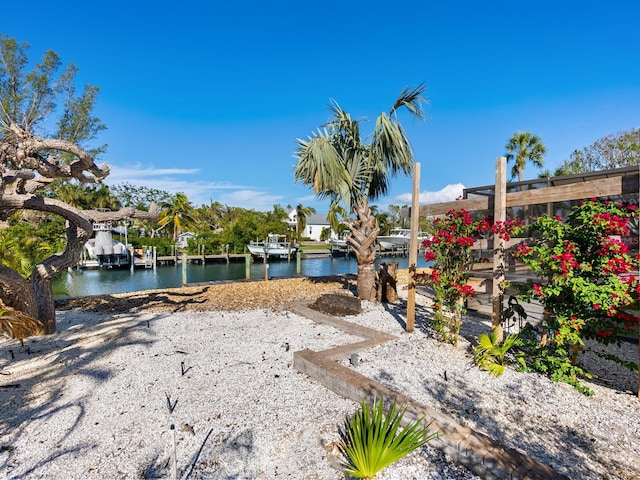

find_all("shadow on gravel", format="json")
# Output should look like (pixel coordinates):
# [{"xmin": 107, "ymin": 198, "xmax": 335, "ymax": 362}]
[
  {"xmin": 140, "ymin": 427, "xmax": 258, "ymax": 479},
  {"xmin": 56, "ymin": 289, "xmax": 210, "ymax": 315},
  {"xmin": 419, "ymin": 372, "xmax": 624, "ymax": 479},
  {"xmin": 6, "ymin": 440, "xmax": 96, "ymax": 478},
  {"xmin": 381, "ymin": 298, "xmax": 434, "ymax": 334},
  {"xmin": 186, "ymin": 428, "xmax": 256, "ymax": 479},
  {"xmin": 0, "ymin": 311, "xmax": 168, "ymax": 476}
]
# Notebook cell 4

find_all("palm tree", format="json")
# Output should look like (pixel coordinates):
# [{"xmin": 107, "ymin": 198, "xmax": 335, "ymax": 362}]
[
  {"xmin": 505, "ymin": 131, "xmax": 547, "ymax": 182},
  {"xmin": 52, "ymin": 182, "xmax": 90, "ymax": 208},
  {"xmin": 294, "ymin": 84, "xmax": 427, "ymax": 300},
  {"xmin": 295, "ymin": 203, "xmax": 316, "ymax": 235},
  {"xmin": 157, "ymin": 193, "xmax": 195, "ymax": 241},
  {"xmin": 91, "ymin": 183, "xmax": 121, "ymax": 211}
]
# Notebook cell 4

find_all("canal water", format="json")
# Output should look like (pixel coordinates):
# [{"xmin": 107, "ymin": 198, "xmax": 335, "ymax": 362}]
[{"xmin": 53, "ymin": 255, "xmax": 431, "ymax": 298}]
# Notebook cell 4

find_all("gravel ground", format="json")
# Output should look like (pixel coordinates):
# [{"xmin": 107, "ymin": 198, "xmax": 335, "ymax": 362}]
[{"xmin": 0, "ymin": 274, "xmax": 639, "ymax": 479}]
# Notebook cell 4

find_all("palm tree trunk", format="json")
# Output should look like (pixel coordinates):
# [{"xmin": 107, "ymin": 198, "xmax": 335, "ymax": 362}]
[
  {"xmin": 347, "ymin": 202, "xmax": 380, "ymax": 301},
  {"xmin": 357, "ymin": 263, "xmax": 378, "ymax": 301}
]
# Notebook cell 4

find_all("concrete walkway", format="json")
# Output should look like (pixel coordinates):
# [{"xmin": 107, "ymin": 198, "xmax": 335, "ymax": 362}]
[{"xmin": 291, "ymin": 302, "xmax": 569, "ymax": 480}]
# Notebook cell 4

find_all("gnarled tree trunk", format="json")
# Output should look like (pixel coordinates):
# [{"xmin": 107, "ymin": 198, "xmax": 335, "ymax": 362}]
[{"xmin": 0, "ymin": 193, "xmax": 157, "ymax": 334}]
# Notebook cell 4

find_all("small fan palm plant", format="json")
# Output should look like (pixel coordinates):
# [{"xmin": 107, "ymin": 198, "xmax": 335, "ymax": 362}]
[
  {"xmin": 474, "ymin": 328, "xmax": 524, "ymax": 376},
  {"xmin": 338, "ymin": 396, "xmax": 437, "ymax": 479}
]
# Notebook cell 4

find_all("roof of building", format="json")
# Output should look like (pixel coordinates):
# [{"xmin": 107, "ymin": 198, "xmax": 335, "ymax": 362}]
[{"xmin": 306, "ymin": 213, "xmax": 330, "ymax": 225}]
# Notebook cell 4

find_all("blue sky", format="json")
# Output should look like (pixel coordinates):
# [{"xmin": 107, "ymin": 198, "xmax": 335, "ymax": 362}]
[{"xmin": 3, "ymin": 1, "xmax": 639, "ymax": 213}]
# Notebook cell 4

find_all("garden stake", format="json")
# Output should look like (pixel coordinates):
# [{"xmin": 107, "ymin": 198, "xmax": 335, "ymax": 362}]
[{"xmin": 170, "ymin": 423, "xmax": 177, "ymax": 480}]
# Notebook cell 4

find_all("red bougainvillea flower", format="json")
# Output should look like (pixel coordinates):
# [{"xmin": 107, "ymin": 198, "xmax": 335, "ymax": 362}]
[
  {"xmin": 457, "ymin": 284, "xmax": 475, "ymax": 297},
  {"xmin": 514, "ymin": 243, "xmax": 532, "ymax": 257},
  {"xmin": 595, "ymin": 329, "xmax": 612, "ymax": 338},
  {"xmin": 533, "ymin": 284, "xmax": 544, "ymax": 297},
  {"xmin": 431, "ymin": 269, "xmax": 441, "ymax": 283},
  {"xmin": 456, "ymin": 237, "xmax": 475, "ymax": 247}
]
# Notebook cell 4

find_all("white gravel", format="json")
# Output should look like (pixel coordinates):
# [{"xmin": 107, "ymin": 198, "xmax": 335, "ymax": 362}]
[{"xmin": 0, "ymin": 292, "xmax": 638, "ymax": 479}]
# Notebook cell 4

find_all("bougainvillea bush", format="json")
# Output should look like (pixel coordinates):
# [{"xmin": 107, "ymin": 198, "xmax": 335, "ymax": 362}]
[
  {"xmin": 511, "ymin": 198, "xmax": 639, "ymax": 394},
  {"xmin": 419, "ymin": 209, "xmax": 522, "ymax": 345}
]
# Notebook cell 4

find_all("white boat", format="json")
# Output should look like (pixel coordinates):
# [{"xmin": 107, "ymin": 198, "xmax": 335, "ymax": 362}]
[
  {"xmin": 377, "ymin": 228, "xmax": 426, "ymax": 251},
  {"xmin": 328, "ymin": 234, "xmax": 350, "ymax": 257},
  {"xmin": 83, "ymin": 222, "xmax": 130, "ymax": 268},
  {"xmin": 247, "ymin": 233, "xmax": 296, "ymax": 259}
]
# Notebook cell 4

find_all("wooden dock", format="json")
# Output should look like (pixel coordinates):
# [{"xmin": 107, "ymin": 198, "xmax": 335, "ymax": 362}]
[{"xmin": 154, "ymin": 253, "xmax": 248, "ymax": 265}]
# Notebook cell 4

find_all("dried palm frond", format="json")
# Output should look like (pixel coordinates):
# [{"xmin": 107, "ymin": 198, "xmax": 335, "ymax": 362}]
[{"xmin": 0, "ymin": 308, "xmax": 44, "ymax": 343}]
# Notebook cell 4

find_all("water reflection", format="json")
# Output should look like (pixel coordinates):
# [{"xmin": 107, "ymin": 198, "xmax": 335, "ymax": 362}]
[{"xmin": 54, "ymin": 255, "xmax": 430, "ymax": 298}]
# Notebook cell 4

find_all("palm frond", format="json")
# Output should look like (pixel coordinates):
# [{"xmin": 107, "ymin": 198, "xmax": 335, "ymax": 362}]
[
  {"xmin": 0, "ymin": 308, "xmax": 44, "ymax": 341},
  {"xmin": 294, "ymin": 132, "xmax": 352, "ymax": 198},
  {"xmin": 389, "ymin": 83, "xmax": 428, "ymax": 120},
  {"xmin": 368, "ymin": 113, "xmax": 414, "ymax": 199}
]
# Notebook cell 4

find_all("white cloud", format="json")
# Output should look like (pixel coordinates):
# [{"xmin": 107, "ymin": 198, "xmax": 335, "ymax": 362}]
[
  {"xmin": 103, "ymin": 164, "xmax": 273, "ymax": 208},
  {"xmin": 105, "ymin": 164, "xmax": 201, "ymax": 181},
  {"xmin": 218, "ymin": 190, "xmax": 284, "ymax": 211},
  {"xmin": 394, "ymin": 183, "xmax": 465, "ymax": 205},
  {"xmin": 295, "ymin": 194, "xmax": 319, "ymax": 204}
]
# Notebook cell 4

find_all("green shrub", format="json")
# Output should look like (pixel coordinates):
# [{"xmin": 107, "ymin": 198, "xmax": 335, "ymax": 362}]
[{"xmin": 474, "ymin": 329, "xmax": 524, "ymax": 376}]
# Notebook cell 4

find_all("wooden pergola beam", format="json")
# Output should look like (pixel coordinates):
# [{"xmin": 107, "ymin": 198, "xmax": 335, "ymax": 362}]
[{"xmin": 403, "ymin": 173, "xmax": 639, "ymax": 218}]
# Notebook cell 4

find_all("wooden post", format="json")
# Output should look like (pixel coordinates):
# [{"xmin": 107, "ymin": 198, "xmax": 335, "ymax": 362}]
[
  {"xmin": 377, "ymin": 262, "xmax": 399, "ymax": 302},
  {"xmin": 245, "ymin": 253, "xmax": 251, "ymax": 279},
  {"xmin": 263, "ymin": 248, "xmax": 269, "ymax": 281},
  {"xmin": 492, "ymin": 157, "xmax": 507, "ymax": 341},
  {"xmin": 181, "ymin": 252, "xmax": 187, "ymax": 286},
  {"xmin": 407, "ymin": 162, "xmax": 421, "ymax": 333},
  {"xmin": 153, "ymin": 246, "xmax": 157, "ymax": 270},
  {"xmin": 296, "ymin": 249, "xmax": 301, "ymax": 276}
]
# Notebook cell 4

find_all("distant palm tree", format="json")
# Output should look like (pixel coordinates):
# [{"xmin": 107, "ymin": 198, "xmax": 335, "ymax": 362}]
[
  {"xmin": 157, "ymin": 193, "xmax": 195, "ymax": 241},
  {"xmin": 294, "ymin": 84, "xmax": 427, "ymax": 300},
  {"xmin": 505, "ymin": 132, "xmax": 547, "ymax": 182},
  {"xmin": 53, "ymin": 182, "xmax": 88, "ymax": 208},
  {"xmin": 295, "ymin": 203, "xmax": 316, "ymax": 235},
  {"xmin": 92, "ymin": 183, "xmax": 121, "ymax": 211},
  {"xmin": 271, "ymin": 204, "xmax": 288, "ymax": 220}
]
